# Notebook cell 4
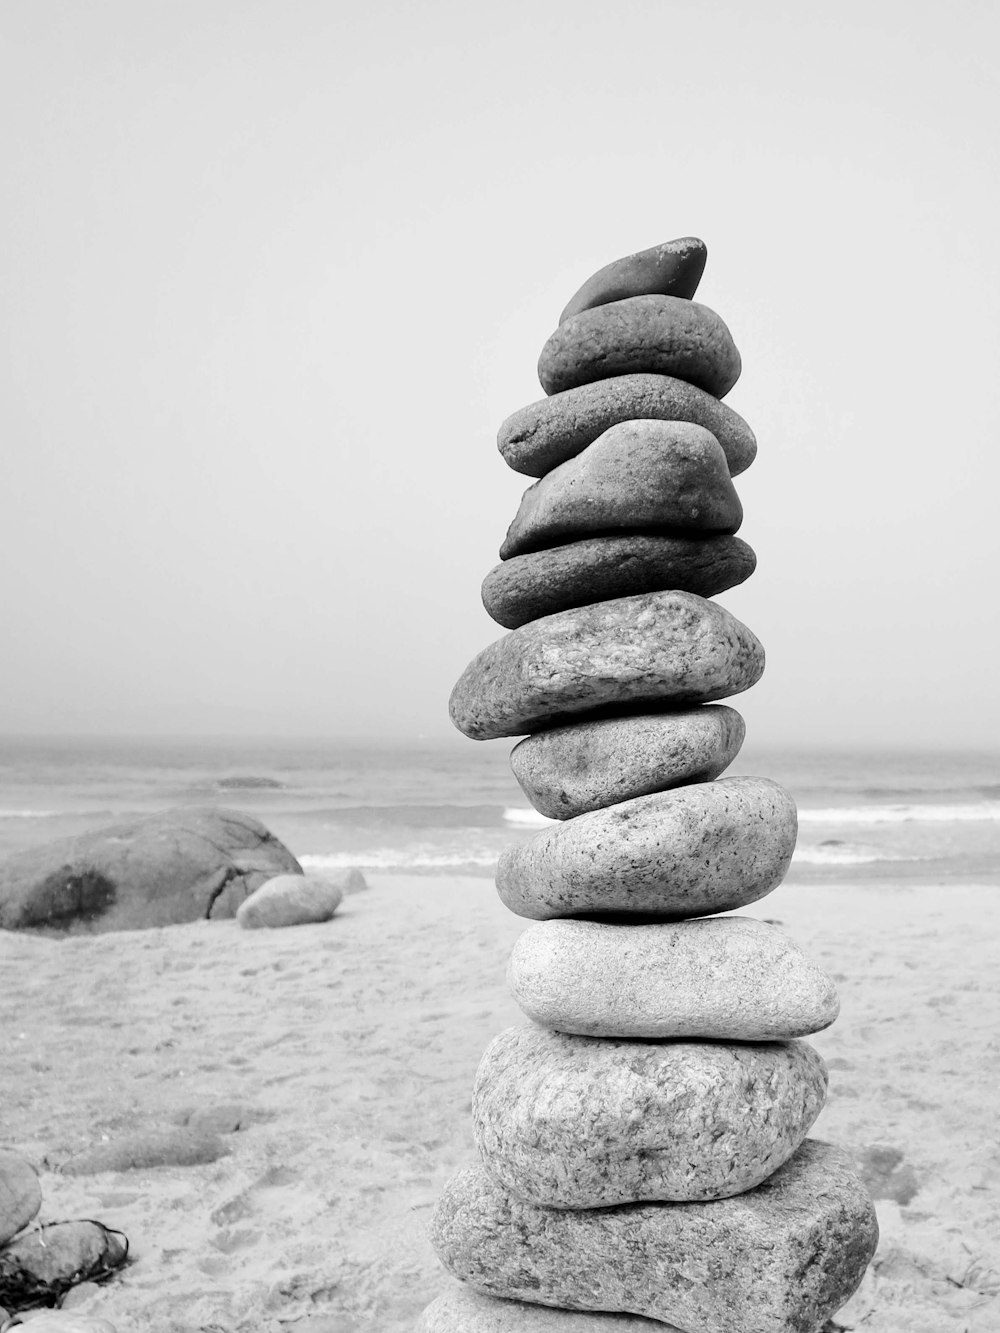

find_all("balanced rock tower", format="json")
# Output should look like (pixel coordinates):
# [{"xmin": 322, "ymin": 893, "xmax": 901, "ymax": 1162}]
[{"xmin": 420, "ymin": 239, "xmax": 878, "ymax": 1332}]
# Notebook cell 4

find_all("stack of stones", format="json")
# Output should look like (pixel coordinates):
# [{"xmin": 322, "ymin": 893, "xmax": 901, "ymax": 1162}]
[{"xmin": 418, "ymin": 238, "xmax": 878, "ymax": 1333}]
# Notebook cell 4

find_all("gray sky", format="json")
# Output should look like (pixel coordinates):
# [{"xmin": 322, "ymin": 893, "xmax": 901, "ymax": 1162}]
[{"xmin": 1, "ymin": 0, "xmax": 998, "ymax": 747}]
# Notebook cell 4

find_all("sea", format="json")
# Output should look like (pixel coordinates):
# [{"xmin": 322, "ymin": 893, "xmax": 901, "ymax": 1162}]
[{"xmin": 0, "ymin": 736, "xmax": 998, "ymax": 888}]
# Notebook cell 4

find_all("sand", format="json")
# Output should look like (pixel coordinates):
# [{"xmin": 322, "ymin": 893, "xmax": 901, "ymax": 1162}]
[{"xmin": 1, "ymin": 875, "xmax": 998, "ymax": 1333}]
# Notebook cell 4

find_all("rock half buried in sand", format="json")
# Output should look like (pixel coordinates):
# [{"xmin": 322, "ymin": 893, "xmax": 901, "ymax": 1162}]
[
  {"xmin": 499, "ymin": 421, "xmax": 742, "ymax": 559},
  {"xmin": 237, "ymin": 873, "xmax": 343, "ymax": 928},
  {"xmin": 511, "ymin": 705, "xmax": 745, "ymax": 818},
  {"xmin": 418, "ymin": 1286, "xmax": 672, "ymax": 1331},
  {"xmin": 499, "ymin": 374, "xmax": 756, "ymax": 478},
  {"xmin": 450, "ymin": 591, "xmax": 763, "ymax": 741},
  {"xmin": 474, "ymin": 1026, "xmax": 828, "ymax": 1208},
  {"xmin": 559, "ymin": 237, "xmax": 707, "ymax": 324},
  {"xmin": 430, "ymin": 1141, "xmax": 878, "ymax": 1333},
  {"xmin": 0, "ymin": 1220, "xmax": 128, "ymax": 1308},
  {"xmin": 538, "ymin": 297, "xmax": 741, "ymax": 399},
  {"xmin": 509, "ymin": 916, "xmax": 840, "ymax": 1039},
  {"xmin": 59, "ymin": 1127, "xmax": 229, "ymax": 1175},
  {"xmin": 496, "ymin": 777, "xmax": 796, "ymax": 920},
  {"xmin": 0, "ymin": 807, "xmax": 301, "ymax": 933},
  {"xmin": 0, "ymin": 1150, "xmax": 41, "ymax": 1247},
  {"xmin": 482, "ymin": 533, "xmax": 756, "ymax": 630}
]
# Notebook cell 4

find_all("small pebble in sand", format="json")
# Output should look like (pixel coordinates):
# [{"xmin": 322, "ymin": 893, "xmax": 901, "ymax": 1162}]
[
  {"xmin": 59, "ymin": 1127, "xmax": 228, "ymax": 1174},
  {"xmin": 237, "ymin": 873, "xmax": 346, "ymax": 929}
]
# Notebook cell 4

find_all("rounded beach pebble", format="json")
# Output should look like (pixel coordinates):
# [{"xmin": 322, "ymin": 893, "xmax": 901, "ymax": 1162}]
[
  {"xmin": 499, "ymin": 420, "xmax": 742, "ymax": 559},
  {"xmin": 507, "ymin": 916, "xmax": 840, "ymax": 1039},
  {"xmin": 499, "ymin": 374, "xmax": 756, "ymax": 478},
  {"xmin": 473, "ymin": 1025, "xmax": 828, "ymax": 1207},
  {"xmin": 417, "ymin": 1286, "xmax": 670, "ymax": 1331},
  {"xmin": 511, "ymin": 705, "xmax": 745, "ymax": 818},
  {"xmin": 237, "ymin": 873, "xmax": 343, "ymax": 928},
  {"xmin": 449, "ymin": 591, "xmax": 764, "ymax": 741},
  {"xmin": 482, "ymin": 533, "xmax": 756, "ymax": 629},
  {"xmin": 559, "ymin": 236, "xmax": 707, "ymax": 323},
  {"xmin": 538, "ymin": 296, "xmax": 741, "ymax": 399},
  {"xmin": 0, "ymin": 1149, "xmax": 41, "ymax": 1246},
  {"xmin": 429, "ymin": 1142, "xmax": 879, "ymax": 1333},
  {"xmin": 496, "ymin": 777, "xmax": 797, "ymax": 920}
]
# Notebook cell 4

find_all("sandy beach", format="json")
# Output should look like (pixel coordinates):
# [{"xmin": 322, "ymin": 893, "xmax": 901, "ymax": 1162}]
[{"xmin": 1, "ymin": 873, "xmax": 998, "ymax": 1333}]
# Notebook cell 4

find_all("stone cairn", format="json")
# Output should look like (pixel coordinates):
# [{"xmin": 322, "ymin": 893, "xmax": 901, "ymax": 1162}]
[{"xmin": 418, "ymin": 239, "xmax": 879, "ymax": 1332}]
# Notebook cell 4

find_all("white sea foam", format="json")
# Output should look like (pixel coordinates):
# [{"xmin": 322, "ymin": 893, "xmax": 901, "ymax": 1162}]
[
  {"xmin": 503, "ymin": 806, "xmax": 556, "ymax": 827},
  {"xmin": 799, "ymin": 802, "xmax": 1000, "ymax": 824},
  {"xmin": 301, "ymin": 849, "xmax": 499, "ymax": 872},
  {"xmin": 792, "ymin": 844, "xmax": 926, "ymax": 866},
  {"xmin": 0, "ymin": 809, "xmax": 57, "ymax": 818}
]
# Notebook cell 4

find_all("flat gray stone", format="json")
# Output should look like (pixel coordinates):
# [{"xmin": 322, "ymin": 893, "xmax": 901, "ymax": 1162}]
[
  {"xmin": 510, "ymin": 706, "xmax": 745, "ymax": 818},
  {"xmin": 59, "ymin": 1127, "xmax": 229, "ymax": 1174},
  {"xmin": 482, "ymin": 534, "xmax": 756, "ymax": 630},
  {"xmin": 417, "ymin": 1287, "xmax": 670, "ymax": 1331},
  {"xmin": 237, "ymin": 873, "xmax": 343, "ymax": 928},
  {"xmin": 499, "ymin": 421, "xmax": 741, "ymax": 559},
  {"xmin": 473, "ymin": 1026, "xmax": 828, "ymax": 1207},
  {"xmin": 0, "ymin": 1148, "xmax": 41, "ymax": 1246},
  {"xmin": 496, "ymin": 777, "xmax": 797, "ymax": 920},
  {"xmin": 499, "ymin": 374, "xmax": 756, "ymax": 478},
  {"xmin": 429, "ymin": 1141, "xmax": 879, "ymax": 1333},
  {"xmin": 449, "ymin": 591, "xmax": 763, "ymax": 741},
  {"xmin": 559, "ymin": 237, "xmax": 707, "ymax": 324},
  {"xmin": 507, "ymin": 916, "xmax": 840, "ymax": 1039},
  {"xmin": 538, "ymin": 297, "xmax": 741, "ymax": 399}
]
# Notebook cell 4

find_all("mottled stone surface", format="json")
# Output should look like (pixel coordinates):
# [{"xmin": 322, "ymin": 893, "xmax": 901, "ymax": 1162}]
[
  {"xmin": 559, "ymin": 237, "xmax": 707, "ymax": 323},
  {"xmin": 417, "ymin": 1286, "xmax": 671, "ymax": 1331},
  {"xmin": 473, "ymin": 1026, "xmax": 828, "ymax": 1207},
  {"xmin": 430, "ymin": 1141, "xmax": 879, "ymax": 1333},
  {"xmin": 496, "ymin": 777, "xmax": 796, "ymax": 920},
  {"xmin": 449, "ymin": 591, "xmax": 763, "ymax": 741},
  {"xmin": 499, "ymin": 421, "xmax": 742, "ymax": 559},
  {"xmin": 538, "ymin": 297, "xmax": 741, "ymax": 399},
  {"xmin": 508, "ymin": 916, "xmax": 840, "ymax": 1039},
  {"xmin": 499, "ymin": 374, "xmax": 756, "ymax": 478},
  {"xmin": 0, "ymin": 1148, "xmax": 41, "ymax": 1246},
  {"xmin": 482, "ymin": 533, "xmax": 756, "ymax": 629},
  {"xmin": 237, "ymin": 873, "xmax": 343, "ymax": 928},
  {"xmin": 511, "ymin": 706, "xmax": 745, "ymax": 817}
]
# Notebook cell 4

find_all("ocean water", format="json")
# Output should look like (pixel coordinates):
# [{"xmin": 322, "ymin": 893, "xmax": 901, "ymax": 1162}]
[{"xmin": 0, "ymin": 735, "xmax": 997, "ymax": 887}]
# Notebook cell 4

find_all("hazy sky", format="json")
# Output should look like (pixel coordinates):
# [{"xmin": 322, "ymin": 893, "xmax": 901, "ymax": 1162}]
[{"xmin": 1, "ymin": 0, "xmax": 998, "ymax": 748}]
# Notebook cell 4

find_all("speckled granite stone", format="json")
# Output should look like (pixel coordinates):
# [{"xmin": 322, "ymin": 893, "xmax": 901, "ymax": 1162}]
[
  {"xmin": 559, "ymin": 237, "xmax": 707, "ymax": 324},
  {"xmin": 473, "ymin": 1026, "xmax": 828, "ymax": 1208},
  {"xmin": 449, "ymin": 591, "xmax": 763, "ymax": 741},
  {"xmin": 417, "ymin": 1286, "xmax": 672, "ymax": 1331},
  {"xmin": 429, "ymin": 1140, "xmax": 879, "ymax": 1333},
  {"xmin": 499, "ymin": 421, "xmax": 741, "ymax": 559},
  {"xmin": 481, "ymin": 534, "xmax": 756, "ymax": 630},
  {"xmin": 538, "ymin": 296, "xmax": 741, "ymax": 399},
  {"xmin": 496, "ymin": 777, "xmax": 796, "ymax": 920},
  {"xmin": 510, "ymin": 706, "xmax": 745, "ymax": 818},
  {"xmin": 498, "ymin": 374, "xmax": 756, "ymax": 478},
  {"xmin": 507, "ymin": 916, "xmax": 840, "ymax": 1039}
]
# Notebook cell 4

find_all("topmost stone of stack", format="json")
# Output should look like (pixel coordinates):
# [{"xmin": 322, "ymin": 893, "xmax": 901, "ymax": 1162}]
[{"xmin": 559, "ymin": 237, "xmax": 708, "ymax": 324}]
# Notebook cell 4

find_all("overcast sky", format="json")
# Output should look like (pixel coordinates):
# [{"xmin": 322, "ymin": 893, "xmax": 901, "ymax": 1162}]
[{"xmin": 1, "ymin": 0, "xmax": 997, "ymax": 748}]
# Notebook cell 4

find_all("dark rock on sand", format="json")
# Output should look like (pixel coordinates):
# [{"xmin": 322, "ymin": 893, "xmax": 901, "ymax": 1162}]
[
  {"xmin": 499, "ymin": 374, "xmax": 756, "ymax": 478},
  {"xmin": 482, "ymin": 533, "xmax": 756, "ymax": 629},
  {"xmin": 510, "ymin": 705, "xmax": 745, "ymax": 817},
  {"xmin": 559, "ymin": 237, "xmax": 707, "ymax": 323},
  {"xmin": 450, "ymin": 591, "xmax": 763, "ymax": 741},
  {"xmin": 0, "ymin": 807, "xmax": 301, "ymax": 933},
  {"xmin": 417, "ymin": 1286, "xmax": 672, "ymax": 1330},
  {"xmin": 0, "ymin": 1150, "xmax": 41, "ymax": 1246},
  {"xmin": 59, "ymin": 1127, "xmax": 229, "ymax": 1175},
  {"xmin": 499, "ymin": 421, "xmax": 742, "ymax": 559},
  {"xmin": 496, "ymin": 777, "xmax": 797, "ymax": 920},
  {"xmin": 430, "ymin": 1141, "xmax": 879, "ymax": 1333},
  {"xmin": 857, "ymin": 1145, "xmax": 920, "ymax": 1205},
  {"xmin": 538, "ymin": 297, "xmax": 741, "ymax": 398}
]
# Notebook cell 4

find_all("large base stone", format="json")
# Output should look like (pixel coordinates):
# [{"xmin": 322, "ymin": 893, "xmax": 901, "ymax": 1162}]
[
  {"xmin": 473, "ymin": 1026, "xmax": 828, "ymax": 1208},
  {"xmin": 417, "ymin": 1286, "xmax": 672, "ymax": 1330},
  {"xmin": 496, "ymin": 777, "xmax": 797, "ymax": 920},
  {"xmin": 430, "ymin": 1140, "xmax": 879, "ymax": 1333}
]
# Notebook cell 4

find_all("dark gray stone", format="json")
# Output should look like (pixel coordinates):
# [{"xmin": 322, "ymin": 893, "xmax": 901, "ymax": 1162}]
[
  {"xmin": 0, "ymin": 807, "xmax": 301, "ymax": 933},
  {"xmin": 559, "ymin": 237, "xmax": 707, "ymax": 323},
  {"xmin": 495, "ymin": 777, "xmax": 797, "ymax": 920},
  {"xmin": 498, "ymin": 374, "xmax": 756, "ymax": 478},
  {"xmin": 499, "ymin": 421, "xmax": 741, "ymax": 559},
  {"xmin": 482, "ymin": 533, "xmax": 756, "ymax": 630},
  {"xmin": 538, "ymin": 297, "xmax": 741, "ymax": 398},
  {"xmin": 429, "ymin": 1141, "xmax": 879, "ymax": 1333},
  {"xmin": 0, "ymin": 1149, "xmax": 41, "ymax": 1246},
  {"xmin": 449, "ymin": 591, "xmax": 763, "ymax": 741}
]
